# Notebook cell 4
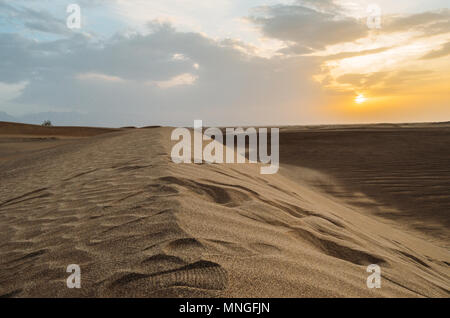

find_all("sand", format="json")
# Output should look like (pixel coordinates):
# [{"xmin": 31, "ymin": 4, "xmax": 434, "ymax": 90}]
[{"xmin": 0, "ymin": 122, "xmax": 448, "ymax": 297}]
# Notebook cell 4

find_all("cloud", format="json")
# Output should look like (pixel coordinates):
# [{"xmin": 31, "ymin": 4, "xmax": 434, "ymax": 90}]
[
  {"xmin": 151, "ymin": 73, "xmax": 198, "ymax": 89},
  {"xmin": 76, "ymin": 73, "xmax": 125, "ymax": 82},
  {"xmin": 1, "ymin": 21, "xmax": 323, "ymax": 126},
  {"xmin": 337, "ymin": 72, "xmax": 389, "ymax": 88},
  {"xmin": 336, "ymin": 70, "xmax": 436, "ymax": 94},
  {"xmin": 0, "ymin": 33, "xmax": 36, "ymax": 84},
  {"xmin": 383, "ymin": 9, "xmax": 450, "ymax": 35},
  {"xmin": 247, "ymin": 3, "xmax": 368, "ymax": 51},
  {"xmin": 421, "ymin": 41, "xmax": 450, "ymax": 59},
  {"xmin": 0, "ymin": 0, "xmax": 70, "ymax": 36},
  {"xmin": 0, "ymin": 81, "xmax": 28, "ymax": 103},
  {"xmin": 248, "ymin": 2, "xmax": 450, "ymax": 58},
  {"xmin": 0, "ymin": 32, "xmax": 94, "ymax": 84},
  {"xmin": 322, "ymin": 46, "xmax": 395, "ymax": 60}
]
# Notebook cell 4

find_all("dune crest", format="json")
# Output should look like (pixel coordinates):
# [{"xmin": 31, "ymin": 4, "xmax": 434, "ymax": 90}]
[{"xmin": 0, "ymin": 125, "xmax": 448, "ymax": 297}]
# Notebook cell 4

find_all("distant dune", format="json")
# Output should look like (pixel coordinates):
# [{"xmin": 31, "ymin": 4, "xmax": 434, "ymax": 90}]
[
  {"xmin": 0, "ymin": 122, "xmax": 448, "ymax": 297},
  {"xmin": 0, "ymin": 121, "xmax": 119, "ymax": 138}
]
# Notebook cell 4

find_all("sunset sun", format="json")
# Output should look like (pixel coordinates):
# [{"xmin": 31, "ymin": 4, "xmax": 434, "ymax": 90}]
[{"xmin": 355, "ymin": 94, "xmax": 367, "ymax": 104}]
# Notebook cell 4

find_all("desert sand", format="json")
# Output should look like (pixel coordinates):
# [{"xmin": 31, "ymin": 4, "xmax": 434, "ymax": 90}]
[{"xmin": 0, "ymin": 121, "xmax": 449, "ymax": 297}]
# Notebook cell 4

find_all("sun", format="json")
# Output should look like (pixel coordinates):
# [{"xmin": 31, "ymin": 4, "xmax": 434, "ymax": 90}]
[{"xmin": 355, "ymin": 94, "xmax": 367, "ymax": 104}]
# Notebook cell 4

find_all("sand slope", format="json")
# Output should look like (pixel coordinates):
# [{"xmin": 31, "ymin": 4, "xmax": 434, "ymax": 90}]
[
  {"xmin": 0, "ymin": 124, "xmax": 448, "ymax": 297},
  {"xmin": 279, "ymin": 123, "xmax": 450, "ymax": 242}
]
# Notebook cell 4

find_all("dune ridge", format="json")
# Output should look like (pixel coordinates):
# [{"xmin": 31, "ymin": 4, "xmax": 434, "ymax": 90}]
[{"xmin": 0, "ymin": 124, "xmax": 448, "ymax": 297}]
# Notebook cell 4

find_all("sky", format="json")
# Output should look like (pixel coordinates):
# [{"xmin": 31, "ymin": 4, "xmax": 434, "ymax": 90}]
[{"xmin": 0, "ymin": 0, "xmax": 449, "ymax": 127}]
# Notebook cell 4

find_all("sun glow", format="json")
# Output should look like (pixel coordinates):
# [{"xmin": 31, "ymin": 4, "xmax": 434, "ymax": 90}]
[{"xmin": 355, "ymin": 94, "xmax": 367, "ymax": 104}]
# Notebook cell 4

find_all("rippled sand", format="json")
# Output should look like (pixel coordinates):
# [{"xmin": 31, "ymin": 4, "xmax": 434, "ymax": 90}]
[{"xmin": 0, "ymin": 121, "xmax": 448, "ymax": 297}]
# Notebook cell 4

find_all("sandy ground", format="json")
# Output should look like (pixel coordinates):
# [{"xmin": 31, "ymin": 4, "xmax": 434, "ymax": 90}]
[{"xmin": 0, "ymin": 122, "xmax": 448, "ymax": 297}]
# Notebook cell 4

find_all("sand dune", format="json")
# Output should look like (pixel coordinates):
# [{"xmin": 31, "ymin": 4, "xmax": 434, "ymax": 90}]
[
  {"xmin": 0, "ymin": 122, "xmax": 120, "ymax": 163},
  {"xmin": 279, "ymin": 123, "xmax": 450, "ymax": 242},
  {"xmin": 0, "ymin": 121, "xmax": 119, "ymax": 138},
  {"xmin": 0, "ymin": 122, "xmax": 448, "ymax": 297}
]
